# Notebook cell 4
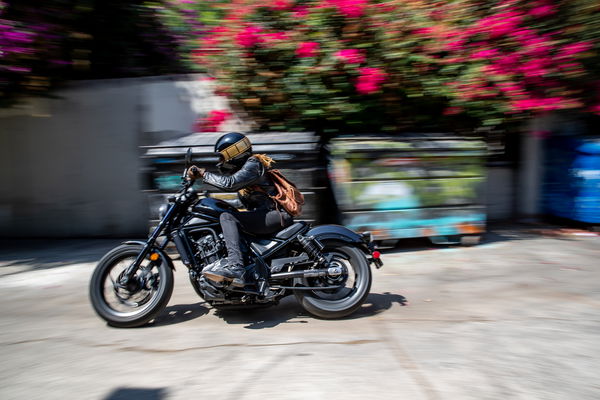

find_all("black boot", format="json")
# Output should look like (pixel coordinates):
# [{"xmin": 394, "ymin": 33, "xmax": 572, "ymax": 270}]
[{"xmin": 202, "ymin": 258, "xmax": 246, "ymax": 287}]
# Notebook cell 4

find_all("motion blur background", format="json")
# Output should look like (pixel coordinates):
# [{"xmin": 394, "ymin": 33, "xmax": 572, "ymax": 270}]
[{"xmin": 1, "ymin": 0, "xmax": 599, "ymax": 239}]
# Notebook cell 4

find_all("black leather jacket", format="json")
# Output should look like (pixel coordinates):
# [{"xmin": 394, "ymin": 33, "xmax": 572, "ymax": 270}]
[{"xmin": 203, "ymin": 156, "xmax": 276, "ymax": 210}]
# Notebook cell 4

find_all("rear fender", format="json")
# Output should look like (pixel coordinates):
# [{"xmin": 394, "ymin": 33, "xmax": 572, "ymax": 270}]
[
  {"xmin": 306, "ymin": 225, "xmax": 366, "ymax": 249},
  {"xmin": 305, "ymin": 225, "xmax": 383, "ymax": 268},
  {"xmin": 123, "ymin": 240, "xmax": 176, "ymax": 271}
]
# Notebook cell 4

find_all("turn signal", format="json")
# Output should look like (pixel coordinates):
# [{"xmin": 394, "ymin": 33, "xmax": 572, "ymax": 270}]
[
  {"xmin": 372, "ymin": 251, "xmax": 381, "ymax": 259},
  {"xmin": 149, "ymin": 253, "xmax": 160, "ymax": 261}
]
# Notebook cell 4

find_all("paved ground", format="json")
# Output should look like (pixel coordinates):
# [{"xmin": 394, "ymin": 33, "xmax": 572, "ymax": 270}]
[{"xmin": 1, "ymin": 226, "xmax": 599, "ymax": 400}]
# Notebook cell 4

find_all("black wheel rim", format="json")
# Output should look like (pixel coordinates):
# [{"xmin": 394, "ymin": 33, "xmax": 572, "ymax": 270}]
[{"xmin": 100, "ymin": 255, "xmax": 163, "ymax": 318}]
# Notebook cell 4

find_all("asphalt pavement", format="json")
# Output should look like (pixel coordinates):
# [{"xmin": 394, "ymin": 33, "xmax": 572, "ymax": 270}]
[{"xmin": 1, "ymin": 225, "xmax": 599, "ymax": 400}]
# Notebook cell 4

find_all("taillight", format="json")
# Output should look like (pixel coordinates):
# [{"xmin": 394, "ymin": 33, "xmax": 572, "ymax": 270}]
[{"xmin": 372, "ymin": 251, "xmax": 381, "ymax": 259}]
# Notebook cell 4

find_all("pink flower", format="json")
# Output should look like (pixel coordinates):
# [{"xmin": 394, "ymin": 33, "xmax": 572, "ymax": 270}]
[
  {"xmin": 497, "ymin": 54, "xmax": 520, "ymax": 67},
  {"xmin": 327, "ymin": 0, "xmax": 368, "ymax": 19},
  {"xmin": 296, "ymin": 42, "xmax": 319, "ymax": 58},
  {"xmin": 443, "ymin": 107, "xmax": 463, "ymax": 116},
  {"xmin": 520, "ymin": 59, "xmax": 548, "ymax": 78},
  {"xmin": 195, "ymin": 110, "xmax": 232, "ymax": 132},
  {"xmin": 511, "ymin": 97, "xmax": 565, "ymax": 112},
  {"xmin": 236, "ymin": 26, "xmax": 262, "ymax": 48},
  {"xmin": 445, "ymin": 40, "xmax": 465, "ymax": 51},
  {"xmin": 261, "ymin": 32, "xmax": 288, "ymax": 46},
  {"xmin": 356, "ymin": 67, "xmax": 387, "ymax": 94},
  {"xmin": 472, "ymin": 48, "xmax": 500, "ymax": 59},
  {"xmin": 271, "ymin": 0, "xmax": 293, "ymax": 10},
  {"xmin": 529, "ymin": 4, "xmax": 556, "ymax": 17},
  {"xmin": 335, "ymin": 49, "xmax": 365, "ymax": 64},
  {"xmin": 560, "ymin": 42, "xmax": 593, "ymax": 57},
  {"xmin": 414, "ymin": 27, "xmax": 434, "ymax": 35},
  {"xmin": 293, "ymin": 6, "xmax": 309, "ymax": 18}
]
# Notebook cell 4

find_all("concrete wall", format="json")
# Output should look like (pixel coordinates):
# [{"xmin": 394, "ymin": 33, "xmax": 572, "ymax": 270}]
[
  {"xmin": 486, "ymin": 166, "xmax": 516, "ymax": 221},
  {"xmin": 0, "ymin": 75, "xmax": 247, "ymax": 238}
]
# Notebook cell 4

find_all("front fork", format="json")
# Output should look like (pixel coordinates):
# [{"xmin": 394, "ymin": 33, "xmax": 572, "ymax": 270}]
[{"xmin": 119, "ymin": 204, "xmax": 177, "ymax": 285}]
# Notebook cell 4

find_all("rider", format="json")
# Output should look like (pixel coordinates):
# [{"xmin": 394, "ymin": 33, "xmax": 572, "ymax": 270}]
[{"xmin": 187, "ymin": 132, "xmax": 293, "ymax": 287}]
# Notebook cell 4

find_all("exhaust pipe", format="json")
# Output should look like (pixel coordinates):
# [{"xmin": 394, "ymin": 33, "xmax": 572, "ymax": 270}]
[{"xmin": 270, "ymin": 266, "xmax": 343, "ymax": 280}]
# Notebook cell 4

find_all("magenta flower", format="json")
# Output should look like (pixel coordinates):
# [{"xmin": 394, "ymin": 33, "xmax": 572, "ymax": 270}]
[
  {"xmin": 414, "ymin": 27, "xmax": 434, "ymax": 35},
  {"xmin": 296, "ymin": 42, "xmax": 319, "ymax": 58},
  {"xmin": 560, "ymin": 42, "xmax": 593, "ymax": 57},
  {"xmin": 335, "ymin": 49, "xmax": 365, "ymax": 64},
  {"xmin": 236, "ymin": 26, "xmax": 262, "ymax": 48},
  {"xmin": 529, "ymin": 4, "xmax": 556, "ymax": 17},
  {"xmin": 262, "ymin": 32, "xmax": 288, "ymax": 46},
  {"xmin": 445, "ymin": 40, "xmax": 465, "ymax": 51},
  {"xmin": 195, "ymin": 110, "xmax": 232, "ymax": 132},
  {"xmin": 443, "ymin": 107, "xmax": 463, "ymax": 116},
  {"xmin": 327, "ymin": 0, "xmax": 368, "ymax": 19},
  {"xmin": 520, "ymin": 59, "xmax": 548, "ymax": 78},
  {"xmin": 472, "ymin": 48, "xmax": 500, "ymax": 59},
  {"xmin": 356, "ymin": 67, "xmax": 387, "ymax": 94},
  {"xmin": 271, "ymin": 0, "xmax": 294, "ymax": 10}
]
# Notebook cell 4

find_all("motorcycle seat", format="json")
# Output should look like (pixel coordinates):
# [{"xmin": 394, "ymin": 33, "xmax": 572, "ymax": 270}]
[{"xmin": 274, "ymin": 221, "xmax": 307, "ymax": 240}]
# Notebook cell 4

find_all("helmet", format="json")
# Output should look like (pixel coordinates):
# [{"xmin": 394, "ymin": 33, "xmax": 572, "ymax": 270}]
[{"xmin": 214, "ymin": 132, "xmax": 252, "ymax": 173}]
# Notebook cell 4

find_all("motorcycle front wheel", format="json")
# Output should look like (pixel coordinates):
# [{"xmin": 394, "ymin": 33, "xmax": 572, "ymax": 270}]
[
  {"xmin": 89, "ymin": 244, "xmax": 174, "ymax": 328},
  {"xmin": 294, "ymin": 242, "xmax": 372, "ymax": 319}
]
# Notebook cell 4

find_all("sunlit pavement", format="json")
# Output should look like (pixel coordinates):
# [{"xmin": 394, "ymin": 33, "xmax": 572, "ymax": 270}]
[{"xmin": 1, "ymin": 226, "xmax": 599, "ymax": 400}]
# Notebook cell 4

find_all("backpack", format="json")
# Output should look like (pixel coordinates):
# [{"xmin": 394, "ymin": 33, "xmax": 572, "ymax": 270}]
[{"xmin": 261, "ymin": 169, "xmax": 304, "ymax": 217}]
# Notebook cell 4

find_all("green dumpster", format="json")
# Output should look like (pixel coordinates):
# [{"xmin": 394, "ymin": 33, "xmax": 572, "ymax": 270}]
[{"xmin": 328, "ymin": 135, "xmax": 487, "ymax": 244}]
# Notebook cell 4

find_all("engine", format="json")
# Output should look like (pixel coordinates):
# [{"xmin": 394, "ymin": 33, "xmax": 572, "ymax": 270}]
[{"xmin": 192, "ymin": 230, "xmax": 226, "ymax": 267}]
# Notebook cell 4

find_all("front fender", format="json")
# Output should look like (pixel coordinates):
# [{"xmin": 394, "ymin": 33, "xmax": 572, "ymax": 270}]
[{"xmin": 123, "ymin": 241, "xmax": 176, "ymax": 270}]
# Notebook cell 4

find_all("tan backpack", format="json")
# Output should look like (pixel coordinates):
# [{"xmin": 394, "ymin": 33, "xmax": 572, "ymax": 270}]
[
  {"xmin": 248, "ymin": 154, "xmax": 304, "ymax": 217},
  {"xmin": 265, "ymin": 169, "xmax": 305, "ymax": 217},
  {"xmin": 254, "ymin": 169, "xmax": 304, "ymax": 217}
]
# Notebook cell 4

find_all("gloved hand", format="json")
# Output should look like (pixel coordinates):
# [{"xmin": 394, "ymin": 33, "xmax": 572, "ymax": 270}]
[{"xmin": 187, "ymin": 165, "xmax": 205, "ymax": 180}]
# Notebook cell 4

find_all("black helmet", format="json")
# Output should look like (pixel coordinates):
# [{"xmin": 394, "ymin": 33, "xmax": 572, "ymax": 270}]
[{"xmin": 214, "ymin": 132, "xmax": 252, "ymax": 173}]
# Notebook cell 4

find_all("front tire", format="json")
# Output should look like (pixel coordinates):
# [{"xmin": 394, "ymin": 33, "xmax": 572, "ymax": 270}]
[
  {"xmin": 89, "ymin": 245, "xmax": 174, "ymax": 328},
  {"xmin": 294, "ymin": 243, "xmax": 372, "ymax": 319}
]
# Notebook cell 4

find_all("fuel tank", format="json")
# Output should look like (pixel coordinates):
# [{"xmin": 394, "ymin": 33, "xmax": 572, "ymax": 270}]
[{"xmin": 192, "ymin": 197, "xmax": 237, "ymax": 218}]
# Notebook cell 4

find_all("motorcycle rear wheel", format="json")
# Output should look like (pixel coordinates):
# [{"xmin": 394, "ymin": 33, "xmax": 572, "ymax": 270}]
[
  {"xmin": 89, "ymin": 244, "xmax": 174, "ymax": 328},
  {"xmin": 294, "ymin": 242, "xmax": 372, "ymax": 319}
]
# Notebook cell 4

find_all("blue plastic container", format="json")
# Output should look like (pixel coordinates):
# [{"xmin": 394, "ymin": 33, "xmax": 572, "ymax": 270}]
[{"xmin": 543, "ymin": 137, "xmax": 600, "ymax": 223}]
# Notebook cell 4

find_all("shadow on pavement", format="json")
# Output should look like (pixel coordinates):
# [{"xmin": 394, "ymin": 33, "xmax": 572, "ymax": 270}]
[
  {"xmin": 210, "ymin": 292, "xmax": 407, "ymax": 329},
  {"xmin": 346, "ymin": 292, "xmax": 408, "ymax": 319},
  {"xmin": 103, "ymin": 387, "xmax": 168, "ymax": 400},
  {"xmin": 151, "ymin": 302, "xmax": 211, "ymax": 327},
  {"xmin": 213, "ymin": 297, "xmax": 309, "ymax": 329}
]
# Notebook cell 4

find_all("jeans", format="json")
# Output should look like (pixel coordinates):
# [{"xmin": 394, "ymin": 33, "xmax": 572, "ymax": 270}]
[{"xmin": 220, "ymin": 209, "xmax": 292, "ymax": 266}]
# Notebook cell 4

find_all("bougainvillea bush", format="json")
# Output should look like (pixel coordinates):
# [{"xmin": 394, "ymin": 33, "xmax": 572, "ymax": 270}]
[{"xmin": 193, "ymin": 0, "xmax": 600, "ymax": 133}]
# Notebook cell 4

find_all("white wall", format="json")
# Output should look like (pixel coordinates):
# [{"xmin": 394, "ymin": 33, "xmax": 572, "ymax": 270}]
[{"xmin": 0, "ymin": 75, "xmax": 247, "ymax": 238}]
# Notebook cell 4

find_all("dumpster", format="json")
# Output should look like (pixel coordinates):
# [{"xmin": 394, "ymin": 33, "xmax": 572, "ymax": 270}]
[
  {"xmin": 328, "ymin": 135, "xmax": 487, "ymax": 244},
  {"xmin": 543, "ymin": 136, "xmax": 600, "ymax": 224},
  {"xmin": 142, "ymin": 132, "xmax": 327, "ymax": 228}
]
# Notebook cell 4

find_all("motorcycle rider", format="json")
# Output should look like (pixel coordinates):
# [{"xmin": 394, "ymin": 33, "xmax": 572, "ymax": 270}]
[{"xmin": 186, "ymin": 132, "xmax": 293, "ymax": 287}]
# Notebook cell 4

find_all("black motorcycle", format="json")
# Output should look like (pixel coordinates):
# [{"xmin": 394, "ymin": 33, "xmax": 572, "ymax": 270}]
[{"xmin": 89, "ymin": 149, "xmax": 383, "ymax": 327}]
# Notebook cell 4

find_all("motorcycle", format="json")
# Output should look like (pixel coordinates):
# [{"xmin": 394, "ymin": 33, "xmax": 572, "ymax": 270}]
[{"xmin": 89, "ymin": 149, "xmax": 383, "ymax": 327}]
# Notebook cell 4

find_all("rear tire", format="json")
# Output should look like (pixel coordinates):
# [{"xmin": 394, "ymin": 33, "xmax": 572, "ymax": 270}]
[
  {"xmin": 89, "ymin": 245, "xmax": 174, "ymax": 328},
  {"xmin": 294, "ymin": 243, "xmax": 372, "ymax": 319}
]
